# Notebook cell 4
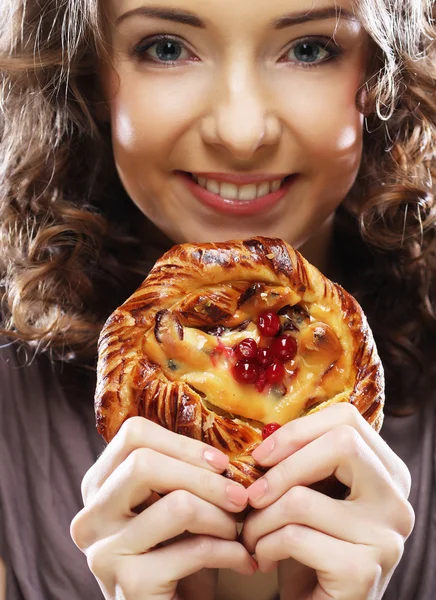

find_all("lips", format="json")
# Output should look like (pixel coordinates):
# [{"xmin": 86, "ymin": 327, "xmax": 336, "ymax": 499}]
[{"xmin": 177, "ymin": 171, "xmax": 297, "ymax": 216}]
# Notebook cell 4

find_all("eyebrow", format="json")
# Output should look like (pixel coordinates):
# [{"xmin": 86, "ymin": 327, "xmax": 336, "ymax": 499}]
[
  {"xmin": 114, "ymin": 5, "xmax": 356, "ymax": 29},
  {"xmin": 274, "ymin": 6, "xmax": 356, "ymax": 28}
]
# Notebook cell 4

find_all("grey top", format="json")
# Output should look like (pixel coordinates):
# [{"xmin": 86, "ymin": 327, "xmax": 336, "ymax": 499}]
[{"xmin": 0, "ymin": 339, "xmax": 435, "ymax": 599}]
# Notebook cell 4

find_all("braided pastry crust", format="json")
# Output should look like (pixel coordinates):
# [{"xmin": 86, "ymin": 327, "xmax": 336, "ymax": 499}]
[{"xmin": 95, "ymin": 237, "xmax": 384, "ymax": 487}]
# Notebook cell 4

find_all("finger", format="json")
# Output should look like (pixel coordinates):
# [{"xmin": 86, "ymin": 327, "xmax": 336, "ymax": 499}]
[
  {"xmin": 255, "ymin": 525, "xmax": 383, "ymax": 598},
  {"xmin": 86, "ymin": 537, "xmax": 256, "ymax": 599},
  {"xmin": 252, "ymin": 403, "xmax": 410, "ymax": 497},
  {"xmin": 135, "ymin": 536, "xmax": 257, "ymax": 587},
  {"xmin": 243, "ymin": 486, "xmax": 357, "ymax": 554},
  {"xmin": 73, "ymin": 448, "xmax": 248, "ymax": 547},
  {"xmin": 247, "ymin": 425, "xmax": 392, "ymax": 509},
  {"xmin": 105, "ymin": 447, "xmax": 248, "ymax": 513},
  {"xmin": 82, "ymin": 417, "xmax": 229, "ymax": 503},
  {"xmin": 114, "ymin": 490, "xmax": 239, "ymax": 554},
  {"xmin": 108, "ymin": 538, "xmax": 256, "ymax": 599},
  {"xmin": 243, "ymin": 482, "xmax": 413, "ymax": 554}
]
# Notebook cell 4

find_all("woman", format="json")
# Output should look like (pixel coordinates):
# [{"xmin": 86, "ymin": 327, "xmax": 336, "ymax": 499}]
[{"xmin": 0, "ymin": 0, "xmax": 435, "ymax": 598}]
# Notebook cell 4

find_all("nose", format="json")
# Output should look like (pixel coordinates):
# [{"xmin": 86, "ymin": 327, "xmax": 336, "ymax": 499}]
[{"xmin": 200, "ymin": 65, "xmax": 282, "ymax": 161}]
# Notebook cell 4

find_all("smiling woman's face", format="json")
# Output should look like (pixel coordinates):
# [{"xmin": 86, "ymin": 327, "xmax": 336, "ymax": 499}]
[{"xmin": 100, "ymin": 0, "xmax": 369, "ymax": 259}]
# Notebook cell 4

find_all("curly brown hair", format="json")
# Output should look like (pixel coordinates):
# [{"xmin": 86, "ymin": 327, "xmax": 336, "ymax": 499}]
[{"xmin": 0, "ymin": 0, "xmax": 435, "ymax": 411}]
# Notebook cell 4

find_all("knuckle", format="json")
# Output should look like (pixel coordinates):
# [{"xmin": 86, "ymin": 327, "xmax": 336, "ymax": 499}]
[
  {"xmin": 70, "ymin": 508, "xmax": 93, "ymax": 551},
  {"xmin": 86, "ymin": 541, "xmax": 112, "ymax": 579},
  {"xmin": 380, "ymin": 530, "xmax": 405, "ymax": 568},
  {"xmin": 349, "ymin": 552, "xmax": 382, "ymax": 593},
  {"xmin": 359, "ymin": 565, "xmax": 382, "ymax": 593},
  {"xmin": 281, "ymin": 524, "xmax": 303, "ymax": 549},
  {"xmin": 404, "ymin": 501, "xmax": 416, "ymax": 537},
  {"xmin": 393, "ymin": 496, "xmax": 415, "ymax": 538},
  {"xmin": 167, "ymin": 490, "xmax": 197, "ymax": 524},
  {"xmin": 125, "ymin": 447, "xmax": 155, "ymax": 480},
  {"xmin": 332, "ymin": 401, "xmax": 361, "ymax": 425},
  {"xmin": 192, "ymin": 536, "xmax": 215, "ymax": 565},
  {"xmin": 332, "ymin": 424, "xmax": 362, "ymax": 455},
  {"xmin": 118, "ymin": 416, "xmax": 148, "ymax": 450},
  {"xmin": 284, "ymin": 486, "xmax": 311, "ymax": 520}
]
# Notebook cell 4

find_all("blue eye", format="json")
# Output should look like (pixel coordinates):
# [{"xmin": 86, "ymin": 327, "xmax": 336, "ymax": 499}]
[
  {"xmin": 293, "ymin": 42, "xmax": 326, "ymax": 63},
  {"xmin": 285, "ymin": 39, "xmax": 342, "ymax": 66},
  {"xmin": 133, "ymin": 36, "xmax": 189, "ymax": 63}
]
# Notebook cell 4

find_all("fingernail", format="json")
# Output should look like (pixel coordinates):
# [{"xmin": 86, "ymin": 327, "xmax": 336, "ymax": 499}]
[
  {"xmin": 252, "ymin": 437, "xmax": 275, "ymax": 463},
  {"xmin": 204, "ymin": 449, "xmax": 229, "ymax": 471},
  {"xmin": 248, "ymin": 478, "xmax": 268, "ymax": 503},
  {"xmin": 250, "ymin": 557, "xmax": 259, "ymax": 574},
  {"xmin": 226, "ymin": 483, "xmax": 248, "ymax": 507}
]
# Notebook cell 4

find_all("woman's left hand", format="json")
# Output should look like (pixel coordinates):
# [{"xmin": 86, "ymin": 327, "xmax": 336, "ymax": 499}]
[{"xmin": 241, "ymin": 402, "xmax": 415, "ymax": 600}]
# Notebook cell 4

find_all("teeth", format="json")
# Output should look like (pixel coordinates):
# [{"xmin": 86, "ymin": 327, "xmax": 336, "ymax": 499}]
[
  {"xmin": 271, "ymin": 180, "xmax": 282, "ymax": 192},
  {"xmin": 192, "ymin": 175, "xmax": 285, "ymax": 200},
  {"xmin": 257, "ymin": 181, "xmax": 271, "ymax": 197},
  {"xmin": 206, "ymin": 179, "xmax": 220, "ymax": 194}
]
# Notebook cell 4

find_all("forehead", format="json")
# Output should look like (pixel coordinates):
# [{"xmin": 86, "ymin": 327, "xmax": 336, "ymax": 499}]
[{"xmin": 105, "ymin": 0, "xmax": 358, "ymax": 30}]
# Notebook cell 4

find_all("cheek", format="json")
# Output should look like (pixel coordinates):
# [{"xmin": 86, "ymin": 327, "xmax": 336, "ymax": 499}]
[
  {"xmin": 279, "ymin": 70, "xmax": 364, "ymax": 173},
  {"xmin": 305, "ymin": 108, "xmax": 364, "ymax": 168},
  {"xmin": 109, "ymin": 71, "xmax": 208, "ymax": 163}
]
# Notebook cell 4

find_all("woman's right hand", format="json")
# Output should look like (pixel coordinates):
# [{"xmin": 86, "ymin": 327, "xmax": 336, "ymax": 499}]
[{"xmin": 70, "ymin": 417, "xmax": 256, "ymax": 600}]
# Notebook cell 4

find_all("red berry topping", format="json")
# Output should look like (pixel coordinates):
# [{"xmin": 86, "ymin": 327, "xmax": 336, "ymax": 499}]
[
  {"xmin": 257, "ymin": 347, "xmax": 274, "ymax": 367},
  {"xmin": 271, "ymin": 335, "xmax": 298, "ymax": 361},
  {"xmin": 255, "ymin": 369, "xmax": 267, "ymax": 393},
  {"xmin": 265, "ymin": 361, "xmax": 285, "ymax": 384},
  {"xmin": 232, "ymin": 360, "xmax": 259, "ymax": 384},
  {"xmin": 235, "ymin": 338, "xmax": 258, "ymax": 361},
  {"xmin": 262, "ymin": 422, "xmax": 281, "ymax": 439},
  {"xmin": 257, "ymin": 311, "xmax": 281, "ymax": 337}
]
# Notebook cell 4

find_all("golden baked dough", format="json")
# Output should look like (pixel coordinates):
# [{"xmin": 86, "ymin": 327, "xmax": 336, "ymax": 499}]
[{"xmin": 95, "ymin": 237, "xmax": 384, "ymax": 486}]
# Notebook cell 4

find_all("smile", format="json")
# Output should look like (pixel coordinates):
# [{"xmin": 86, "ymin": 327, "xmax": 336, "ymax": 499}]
[
  {"xmin": 178, "ymin": 171, "xmax": 297, "ymax": 217},
  {"xmin": 190, "ymin": 174, "xmax": 288, "ymax": 201}
]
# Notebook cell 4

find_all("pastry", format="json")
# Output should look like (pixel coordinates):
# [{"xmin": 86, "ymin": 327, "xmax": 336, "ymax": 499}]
[{"xmin": 95, "ymin": 237, "xmax": 385, "ymax": 487}]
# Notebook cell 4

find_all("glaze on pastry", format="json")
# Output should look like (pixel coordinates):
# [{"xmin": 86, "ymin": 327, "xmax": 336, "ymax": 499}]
[{"xmin": 95, "ymin": 238, "xmax": 385, "ymax": 486}]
